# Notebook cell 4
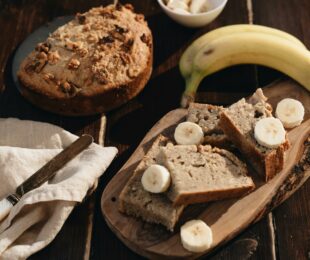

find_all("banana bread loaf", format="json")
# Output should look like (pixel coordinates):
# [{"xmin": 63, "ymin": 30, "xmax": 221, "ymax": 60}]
[
  {"xmin": 219, "ymin": 88, "xmax": 290, "ymax": 181},
  {"xmin": 158, "ymin": 144, "xmax": 255, "ymax": 206},
  {"xmin": 119, "ymin": 135, "xmax": 184, "ymax": 231},
  {"xmin": 18, "ymin": 4, "xmax": 153, "ymax": 116}
]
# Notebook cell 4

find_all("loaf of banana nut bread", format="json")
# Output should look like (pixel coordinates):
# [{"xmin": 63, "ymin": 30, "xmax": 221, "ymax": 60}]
[
  {"xmin": 187, "ymin": 103, "xmax": 231, "ymax": 148},
  {"xmin": 219, "ymin": 88, "xmax": 290, "ymax": 181},
  {"xmin": 119, "ymin": 135, "xmax": 184, "ymax": 231},
  {"xmin": 158, "ymin": 144, "xmax": 255, "ymax": 206},
  {"xmin": 18, "ymin": 4, "xmax": 153, "ymax": 116}
]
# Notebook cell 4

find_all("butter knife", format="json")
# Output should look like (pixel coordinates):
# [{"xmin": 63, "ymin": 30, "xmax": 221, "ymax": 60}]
[{"xmin": 0, "ymin": 134, "xmax": 93, "ymax": 222}]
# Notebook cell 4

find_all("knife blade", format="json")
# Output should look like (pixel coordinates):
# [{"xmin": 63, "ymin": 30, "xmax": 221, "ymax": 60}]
[{"xmin": 0, "ymin": 134, "xmax": 93, "ymax": 222}]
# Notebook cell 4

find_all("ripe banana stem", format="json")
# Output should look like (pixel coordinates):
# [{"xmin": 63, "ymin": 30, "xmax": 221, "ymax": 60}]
[{"xmin": 181, "ymin": 73, "xmax": 203, "ymax": 108}]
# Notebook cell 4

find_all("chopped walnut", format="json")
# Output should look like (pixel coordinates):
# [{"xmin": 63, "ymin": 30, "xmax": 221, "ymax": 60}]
[
  {"xmin": 76, "ymin": 13, "xmax": 86, "ymax": 24},
  {"xmin": 68, "ymin": 58, "xmax": 80, "ymax": 70},
  {"xmin": 77, "ymin": 48, "xmax": 88, "ymax": 57},
  {"xmin": 87, "ymin": 33, "xmax": 99, "ymax": 43},
  {"xmin": 99, "ymin": 35, "xmax": 114, "ymax": 44},
  {"xmin": 101, "ymin": 12, "xmax": 116, "ymax": 19},
  {"xmin": 36, "ymin": 51, "xmax": 47, "ymax": 60},
  {"xmin": 42, "ymin": 73, "xmax": 55, "ymax": 81},
  {"xmin": 25, "ymin": 59, "xmax": 47, "ymax": 74},
  {"xmin": 47, "ymin": 51, "xmax": 60, "ymax": 65},
  {"xmin": 110, "ymin": 30, "xmax": 126, "ymax": 42},
  {"xmin": 124, "ymin": 3, "xmax": 134, "ymax": 11},
  {"xmin": 135, "ymin": 14, "xmax": 145, "ymax": 22},
  {"xmin": 82, "ymin": 24, "xmax": 91, "ymax": 32},
  {"xmin": 92, "ymin": 50, "xmax": 103, "ymax": 61},
  {"xmin": 120, "ymin": 52, "xmax": 131, "ymax": 65},
  {"xmin": 92, "ymin": 65, "xmax": 108, "ymax": 84},
  {"xmin": 121, "ymin": 39, "xmax": 134, "ymax": 52},
  {"xmin": 115, "ymin": 3, "xmax": 122, "ymax": 11},
  {"xmin": 64, "ymin": 40, "xmax": 82, "ymax": 51},
  {"xmin": 114, "ymin": 24, "xmax": 128, "ymax": 34},
  {"xmin": 59, "ymin": 81, "xmax": 80, "ymax": 96},
  {"xmin": 91, "ymin": 22, "xmax": 103, "ymax": 30},
  {"xmin": 35, "ymin": 42, "xmax": 51, "ymax": 53},
  {"xmin": 127, "ymin": 66, "xmax": 139, "ymax": 78}
]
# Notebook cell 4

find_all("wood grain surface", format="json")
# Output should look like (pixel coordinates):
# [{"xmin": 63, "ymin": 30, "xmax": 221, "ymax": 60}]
[
  {"xmin": 0, "ymin": 0, "xmax": 309, "ymax": 259},
  {"xmin": 101, "ymin": 81, "xmax": 310, "ymax": 259}
]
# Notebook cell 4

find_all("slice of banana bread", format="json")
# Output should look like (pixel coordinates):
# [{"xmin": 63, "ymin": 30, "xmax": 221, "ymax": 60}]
[
  {"xmin": 219, "ymin": 88, "xmax": 290, "ymax": 181},
  {"xmin": 187, "ymin": 103, "xmax": 231, "ymax": 148},
  {"xmin": 158, "ymin": 144, "xmax": 255, "ymax": 206},
  {"xmin": 119, "ymin": 135, "xmax": 184, "ymax": 231}
]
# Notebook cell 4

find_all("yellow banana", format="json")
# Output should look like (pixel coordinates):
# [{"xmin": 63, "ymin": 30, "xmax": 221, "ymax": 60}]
[
  {"xmin": 180, "ymin": 24, "xmax": 306, "ymax": 79},
  {"xmin": 181, "ymin": 31, "xmax": 310, "ymax": 107}
]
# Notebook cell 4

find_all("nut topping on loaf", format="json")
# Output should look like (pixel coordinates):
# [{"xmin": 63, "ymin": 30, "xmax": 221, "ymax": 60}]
[{"xmin": 18, "ymin": 4, "xmax": 153, "ymax": 115}]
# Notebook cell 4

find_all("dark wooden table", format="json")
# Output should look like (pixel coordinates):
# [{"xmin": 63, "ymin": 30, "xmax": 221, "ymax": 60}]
[{"xmin": 0, "ymin": 0, "xmax": 309, "ymax": 259}]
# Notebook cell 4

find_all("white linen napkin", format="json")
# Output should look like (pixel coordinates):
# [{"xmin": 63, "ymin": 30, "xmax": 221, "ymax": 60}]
[{"xmin": 0, "ymin": 118, "xmax": 118, "ymax": 259}]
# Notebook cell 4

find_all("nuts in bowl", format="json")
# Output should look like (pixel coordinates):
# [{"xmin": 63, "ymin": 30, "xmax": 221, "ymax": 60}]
[{"xmin": 157, "ymin": 0, "xmax": 228, "ymax": 27}]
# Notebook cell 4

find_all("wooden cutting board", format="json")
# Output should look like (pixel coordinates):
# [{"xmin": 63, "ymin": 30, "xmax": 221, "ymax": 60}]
[{"xmin": 101, "ymin": 80, "xmax": 310, "ymax": 259}]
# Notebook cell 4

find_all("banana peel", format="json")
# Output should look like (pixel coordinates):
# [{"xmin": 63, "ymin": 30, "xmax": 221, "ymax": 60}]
[{"xmin": 180, "ymin": 25, "xmax": 310, "ymax": 108}]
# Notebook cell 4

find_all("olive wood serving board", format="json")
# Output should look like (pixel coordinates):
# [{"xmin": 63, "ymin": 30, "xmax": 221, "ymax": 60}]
[{"xmin": 101, "ymin": 80, "xmax": 310, "ymax": 259}]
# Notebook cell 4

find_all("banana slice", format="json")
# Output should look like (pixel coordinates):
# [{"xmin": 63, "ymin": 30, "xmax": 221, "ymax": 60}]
[
  {"xmin": 180, "ymin": 220, "xmax": 213, "ymax": 253},
  {"xmin": 174, "ymin": 122, "xmax": 204, "ymax": 145},
  {"xmin": 173, "ymin": 8, "xmax": 191, "ymax": 15},
  {"xmin": 275, "ymin": 98, "xmax": 305, "ymax": 128},
  {"xmin": 190, "ymin": 0, "xmax": 210, "ymax": 14},
  {"xmin": 254, "ymin": 117, "xmax": 286, "ymax": 149},
  {"xmin": 141, "ymin": 164, "xmax": 171, "ymax": 193},
  {"xmin": 167, "ymin": 0, "xmax": 190, "ymax": 11}
]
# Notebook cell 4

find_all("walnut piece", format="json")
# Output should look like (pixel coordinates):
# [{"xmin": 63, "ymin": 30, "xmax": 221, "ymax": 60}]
[
  {"xmin": 82, "ymin": 24, "xmax": 91, "ymax": 32},
  {"xmin": 99, "ymin": 35, "xmax": 114, "ymax": 44},
  {"xmin": 121, "ymin": 39, "xmax": 134, "ymax": 52},
  {"xmin": 64, "ymin": 40, "xmax": 82, "ymax": 51},
  {"xmin": 68, "ymin": 58, "xmax": 80, "ymax": 70},
  {"xmin": 135, "ymin": 14, "xmax": 144, "ymax": 22},
  {"xmin": 87, "ymin": 33, "xmax": 99, "ymax": 43},
  {"xmin": 25, "ymin": 59, "xmax": 47, "ymax": 74},
  {"xmin": 77, "ymin": 48, "xmax": 88, "ymax": 57},
  {"xmin": 48, "ymin": 51, "xmax": 60, "ymax": 65},
  {"xmin": 35, "ymin": 42, "xmax": 51, "ymax": 53},
  {"xmin": 76, "ymin": 13, "xmax": 86, "ymax": 24},
  {"xmin": 59, "ymin": 81, "xmax": 80, "ymax": 96},
  {"xmin": 42, "ymin": 73, "xmax": 55, "ymax": 81}
]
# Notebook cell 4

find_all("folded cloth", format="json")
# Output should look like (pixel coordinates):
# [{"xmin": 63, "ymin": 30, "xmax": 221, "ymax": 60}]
[{"xmin": 0, "ymin": 118, "xmax": 118, "ymax": 259}]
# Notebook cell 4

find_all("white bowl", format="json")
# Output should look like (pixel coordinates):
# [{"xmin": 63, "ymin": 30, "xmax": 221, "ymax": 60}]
[{"xmin": 157, "ymin": 0, "xmax": 228, "ymax": 28}]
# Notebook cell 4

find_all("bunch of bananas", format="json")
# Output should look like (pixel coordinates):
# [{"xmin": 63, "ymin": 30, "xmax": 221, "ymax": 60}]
[{"xmin": 179, "ymin": 24, "xmax": 310, "ymax": 107}]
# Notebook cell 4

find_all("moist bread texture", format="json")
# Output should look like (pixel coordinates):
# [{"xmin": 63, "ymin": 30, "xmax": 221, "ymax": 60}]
[
  {"xmin": 119, "ymin": 135, "xmax": 184, "ymax": 231},
  {"xmin": 219, "ymin": 88, "xmax": 290, "ymax": 181},
  {"xmin": 18, "ymin": 4, "xmax": 153, "ymax": 116},
  {"xmin": 187, "ymin": 103, "xmax": 231, "ymax": 148},
  {"xmin": 159, "ymin": 144, "xmax": 255, "ymax": 206}
]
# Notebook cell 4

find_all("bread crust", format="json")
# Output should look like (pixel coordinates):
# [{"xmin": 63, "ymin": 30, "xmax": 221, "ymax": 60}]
[
  {"xmin": 173, "ymin": 186, "xmax": 254, "ymax": 206},
  {"xmin": 18, "ymin": 50, "xmax": 152, "ymax": 116},
  {"xmin": 219, "ymin": 111, "xmax": 290, "ymax": 181}
]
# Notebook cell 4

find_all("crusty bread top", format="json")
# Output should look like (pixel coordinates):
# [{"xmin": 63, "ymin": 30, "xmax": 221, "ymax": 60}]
[
  {"xmin": 159, "ymin": 144, "xmax": 254, "ymax": 204},
  {"xmin": 18, "ymin": 4, "xmax": 152, "ymax": 99}
]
